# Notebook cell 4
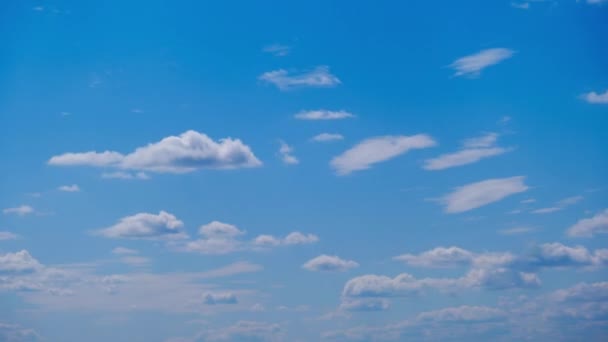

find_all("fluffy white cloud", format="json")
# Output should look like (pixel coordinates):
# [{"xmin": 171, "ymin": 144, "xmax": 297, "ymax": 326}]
[
  {"xmin": 440, "ymin": 176, "xmax": 528, "ymax": 213},
  {"xmin": 49, "ymin": 130, "xmax": 262, "ymax": 173},
  {"xmin": 581, "ymin": 90, "xmax": 608, "ymax": 102},
  {"xmin": 203, "ymin": 292, "xmax": 238, "ymax": 305},
  {"xmin": 394, "ymin": 247, "xmax": 477, "ymax": 268},
  {"xmin": 283, "ymin": 232, "xmax": 319, "ymax": 245},
  {"xmin": 567, "ymin": 209, "xmax": 608, "ymax": 237},
  {"xmin": 295, "ymin": 110, "xmax": 354, "ymax": 120},
  {"xmin": 311, "ymin": 133, "xmax": 344, "ymax": 142},
  {"xmin": 2, "ymin": 205, "xmax": 34, "ymax": 216},
  {"xmin": 278, "ymin": 141, "xmax": 299, "ymax": 165},
  {"xmin": 450, "ymin": 48, "xmax": 514, "ymax": 77},
  {"xmin": 532, "ymin": 195, "xmax": 583, "ymax": 214},
  {"xmin": 199, "ymin": 221, "xmax": 245, "ymax": 238},
  {"xmin": 58, "ymin": 184, "xmax": 80, "ymax": 192},
  {"xmin": 303, "ymin": 255, "xmax": 359, "ymax": 272},
  {"xmin": 424, "ymin": 133, "xmax": 511, "ymax": 170},
  {"xmin": 0, "ymin": 232, "xmax": 18, "ymax": 241},
  {"xmin": 331, "ymin": 135, "xmax": 436, "ymax": 175},
  {"xmin": 259, "ymin": 66, "xmax": 340, "ymax": 90},
  {"xmin": 96, "ymin": 211, "xmax": 186, "ymax": 240},
  {"xmin": 252, "ymin": 235, "xmax": 281, "ymax": 247},
  {"xmin": 0, "ymin": 250, "xmax": 42, "ymax": 273},
  {"xmin": 551, "ymin": 282, "xmax": 608, "ymax": 302}
]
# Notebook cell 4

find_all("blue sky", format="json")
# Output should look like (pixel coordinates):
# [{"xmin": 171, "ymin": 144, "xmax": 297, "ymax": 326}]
[{"xmin": 1, "ymin": 0, "xmax": 607, "ymax": 341}]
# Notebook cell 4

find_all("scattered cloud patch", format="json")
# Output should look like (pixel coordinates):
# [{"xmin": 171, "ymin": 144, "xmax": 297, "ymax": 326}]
[
  {"xmin": 101, "ymin": 171, "xmax": 150, "ymax": 180},
  {"xmin": 111, "ymin": 247, "xmax": 138, "ymax": 255},
  {"xmin": 49, "ymin": 130, "xmax": 262, "ymax": 173},
  {"xmin": 440, "ymin": 176, "xmax": 528, "ymax": 213},
  {"xmin": 0, "ymin": 250, "xmax": 43, "ymax": 273},
  {"xmin": 259, "ymin": 66, "xmax": 340, "ymax": 90},
  {"xmin": 278, "ymin": 141, "xmax": 299, "ymax": 165},
  {"xmin": 581, "ymin": 90, "xmax": 608, "ymax": 104},
  {"xmin": 499, "ymin": 226, "xmax": 536, "ymax": 235},
  {"xmin": 511, "ymin": 2, "xmax": 530, "ymax": 9},
  {"xmin": 295, "ymin": 110, "xmax": 354, "ymax": 120},
  {"xmin": 203, "ymin": 292, "xmax": 238, "ymax": 305},
  {"xmin": 0, "ymin": 232, "xmax": 19, "ymax": 241},
  {"xmin": 303, "ymin": 255, "xmax": 359, "ymax": 272},
  {"xmin": 450, "ymin": 48, "xmax": 514, "ymax": 77},
  {"xmin": 331, "ymin": 135, "xmax": 437, "ymax": 175}
]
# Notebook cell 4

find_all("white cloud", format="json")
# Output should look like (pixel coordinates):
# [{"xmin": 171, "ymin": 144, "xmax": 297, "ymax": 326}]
[
  {"xmin": 340, "ymin": 298, "xmax": 390, "ymax": 312},
  {"xmin": 311, "ymin": 133, "xmax": 344, "ymax": 142},
  {"xmin": 567, "ymin": 209, "xmax": 608, "ymax": 237},
  {"xmin": 120, "ymin": 256, "xmax": 150, "ymax": 266},
  {"xmin": 331, "ymin": 135, "xmax": 437, "ymax": 175},
  {"xmin": 263, "ymin": 44, "xmax": 290, "ymax": 57},
  {"xmin": 416, "ymin": 305, "xmax": 506, "ymax": 322},
  {"xmin": 199, "ymin": 221, "xmax": 245, "ymax": 238},
  {"xmin": 259, "ymin": 66, "xmax": 341, "ymax": 90},
  {"xmin": 450, "ymin": 48, "xmax": 514, "ymax": 77},
  {"xmin": 252, "ymin": 235, "xmax": 281, "ymax": 247},
  {"xmin": 185, "ymin": 321, "xmax": 282, "ymax": 342},
  {"xmin": 586, "ymin": 0, "xmax": 608, "ymax": 5},
  {"xmin": 440, "ymin": 176, "xmax": 528, "ymax": 213},
  {"xmin": 203, "ymin": 292, "xmax": 238, "ymax": 305},
  {"xmin": 424, "ymin": 133, "xmax": 511, "ymax": 170},
  {"xmin": 0, "ymin": 322, "xmax": 41, "ymax": 342},
  {"xmin": 58, "ymin": 184, "xmax": 80, "ymax": 192},
  {"xmin": 532, "ymin": 195, "xmax": 583, "ymax": 214},
  {"xmin": 295, "ymin": 110, "xmax": 354, "ymax": 120},
  {"xmin": 278, "ymin": 141, "xmax": 299, "ymax": 165},
  {"xmin": 101, "ymin": 171, "xmax": 150, "ymax": 180},
  {"xmin": 49, "ymin": 130, "xmax": 262, "ymax": 173},
  {"xmin": 2, "ymin": 205, "xmax": 34, "ymax": 216},
  {"xmin": 95, "ymin": 211, "xmax": 186, "ymax": 240},
  {"xmin": 511, "ymin": 2, "xmax": 530, "ymax": 9},
  {"xmin": 0, "ymin": 250, "xmax": 42, "ymax": 273},
  {"xmin": 303, "ymin": 255, "xmax": 359, "ymax": 272},
  {"xmin": 283, "ymin": 232, "xmax": 319, "ymax": 245},
  {"xmin": 0, "ymin": 232, "xmax": 18, "ymax": 241},
  {"xmin": 394, "ymin": 247, "xmax": 476, "ymax": 268},
  {"xmin": 499, "ymin": 226, "xmax": 535, "ymax": 235},
  {"xmin": 581, "ymin": 90, "xmax": 608, "ymax": 104},
  {"xmin": 111, "ymin": 247, "xmax": 138, "ymax": 255}
]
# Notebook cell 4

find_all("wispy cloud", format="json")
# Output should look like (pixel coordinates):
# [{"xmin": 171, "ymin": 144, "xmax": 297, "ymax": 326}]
[
  {"xmin": 331, "ymin": 135, "xmax": 437, "ymax": 175},
  {"xmin": 424, "ymin": 132, "xmax": 511, "ymax": 170},
  {"xmin": 2, "ymin": 205, "xmax": 35, "ymax": 216},
  {"xmin": 295, "ymin": 110, "xmax": 354, "ymax": 120},
  {"xmin": 532, "ymin": 195, "xmax": 583, "ymax": 214},
  {"xmin": 440, "ymin": 176, "xmax": 529, "ymax": 213},
  {"xmin": 511, "ymin": 2, "xmax": 530, "ymax": 9},
  {"xmin": 311, "ymin": 133, "xmax": 344, "ymax": 142},
  {"xmin": 303, "ymin": 255, "xmax": 359, "ymax": 272},
  {"xmin": 58, "ymin": 184, "xmax": 80, "ymax": 192},
  {"xmin": 450, "ymin": 48, "xmax": 514, "ymax": 77},
  {"xmin": 101, "ymin": 171, "xmax": 150, "ymax": 180},
  {"xmin": 0, "ymin": 232, "xmax": 19, "ymax": 241},
  {"xmin": 49, "ymin": 130, "xmax": 262, "ymax": 173},
  {"xmin": 278, "ymin": 141, "xmax": 299, "ymax": 165},
  {"xmin": 263, "ymin": 44, "xmax": 291, "ymax": 57},
  {"xmin": 259, "ymin": 66, "xmax": 340, "ymax": 90},
  {"xmin": 581, "ymin": 90, "xmax": 608, "ymax": 104}
]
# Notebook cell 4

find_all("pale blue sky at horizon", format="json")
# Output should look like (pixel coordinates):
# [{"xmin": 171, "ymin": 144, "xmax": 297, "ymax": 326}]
[{"xmin": 1, "ymin": 1, "xmax": 607, "ymax": 341}]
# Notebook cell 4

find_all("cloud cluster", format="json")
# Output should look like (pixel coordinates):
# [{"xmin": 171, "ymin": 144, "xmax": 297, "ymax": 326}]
[
  {"xmin": 49, "ymin": 130, "xmax": 262, "ymax": 174},
  {"xmin": 277, "ymin": 141, "xmax": 299, "ymax": 165},
  {"xmin": 567, "ymin": 209, "xmax": 608, "ymax": 237},
  {"xmin": 331, "ymin": 135, "xmax": 436, "ymax": 175}
]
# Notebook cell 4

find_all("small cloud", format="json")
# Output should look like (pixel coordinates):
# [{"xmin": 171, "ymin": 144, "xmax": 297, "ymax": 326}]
[
  {"xmin": 32, "ymin": 6, "xmax": 45, "ymax": 11},
  {"xmin": 449, "ymin": 48, "xmax": 514, "ymax": 77},
  {"xmin": 511, "ymin": 2, "xmax": 530, "ymax": 9},
  {"xmin": 203, "ymin": 292, "xmax": 238, "ymax": 305},
  {"xmin": 567, "ymin": 209, "xmax": 608, "ymax": 237},
  {"xmin": 259, "ymin": 66, "xmax": 340, "ymax": 90},
  {"xmin": 263, "ymin": 44, "xmax": 291, "ymax": 57},
  {"xmin": 295, "ymin": 110, "xmax": 354, "ymax": 120},
  {"xmin": 95, "ymin": 211, "xmax": 187, "ymax": 240},
  {"xmin": 131, "ymin": 108, "xmax": 144, "ymax": 113},
  {"xmin": 532, "ymin": 195, "xmax": 583, "ymax": 214},
  {"xmin": 311, "ymin": 133, "xmax": 344, "ymax": 142},
  {"xmin": 253, "ymin": 232, "xmax": 319, "ymax": 247},
  {"xmin": 440, "ymin": 176, "xmax": 528, "ymax": 213},
  {"xmin": 0, "ymin": 231, "xmax": 19, "ymax": 241},
  {"xmin": 331, "ymin": 135, "xmax": 437, "ymax": 175},
  {"xmin": 58, "ymin": 184, "xmax": 80, "ymax": 192},
  {"xmin": 499, "ymin": 226, "xmax": 536, "ymax": 235},
  {"xmin": 303, "ymin": 255, "xmax": 359, "ymax": 272},
  {"xmin": 120, "ymin": 256, "xmax": 150, "ymax": 266},
  {"xmin": 581, "ymin": 90, "xmax": 608, "ymax": 104},
  {"xmin": 278, "ymin": 141, "xmax": 299, "ymax": 165},
  {"xmin": 3, "ymin": 205, "xmax": 34, "ymax": 216},
  {"xmin": 101, "ymin": 171, "xmax": 150, "ymax": 180},
  {"xmin": 111, "ymin": 247, "xmax": 139, "ymax": 255}
]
